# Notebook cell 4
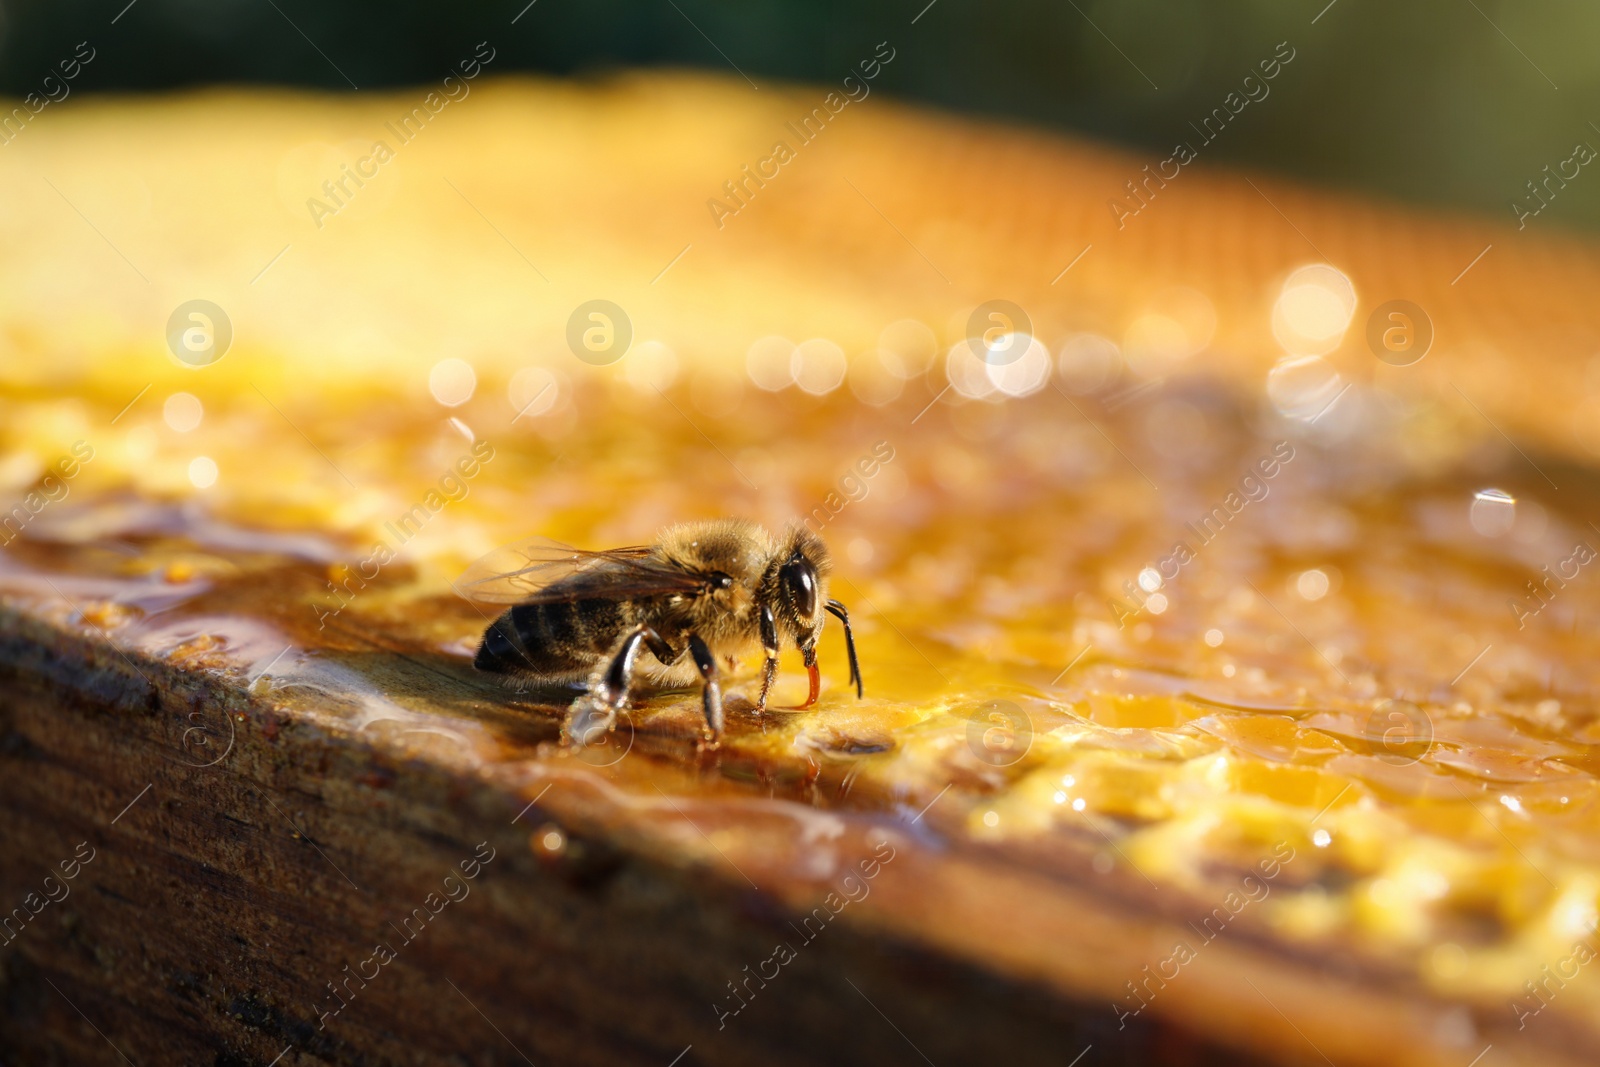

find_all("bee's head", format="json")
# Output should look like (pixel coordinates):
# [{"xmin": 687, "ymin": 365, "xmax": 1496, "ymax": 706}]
[{"xmin": 772, "ymin": 526, "xmax": 832, "ymax": 649}]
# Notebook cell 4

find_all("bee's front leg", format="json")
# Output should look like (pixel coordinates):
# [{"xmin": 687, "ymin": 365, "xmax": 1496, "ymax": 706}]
[
  {"xmin": 825, "ymin": 598, "xmax": 863, "ymax": 699},
  {"xmin": 754, "ymin": 603, "xmax": 779, "ymax": 713},
  {"xmin": 687, "ymin": 633, "xmax": 723, "ymax": 743}
]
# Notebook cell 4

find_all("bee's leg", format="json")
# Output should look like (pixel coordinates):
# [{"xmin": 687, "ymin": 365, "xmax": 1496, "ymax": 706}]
[
  {"xmin": 571, "ymin": 624, "xmax": 670, "ymax": 747},
  {"xmin": 755, "ymin": 603, "xmax": 780, "ymax": 713},
  {"xmin": 824, "ymin": 599, "xmax": 863, "ymax": 698},
  {"xmin": 598, "ymin": 624, "xmax": 673, "ymax": 706},
  {"xmin": 687, "ymin": 633, "xmax": 723, "ymax": 741},
  {"xmin": 641, "ymin": 628, "xmax": 678, "ymax": 667},
  {"xmin": 755, "ymin": 658, "xmax": 779, "ymax": 714}
]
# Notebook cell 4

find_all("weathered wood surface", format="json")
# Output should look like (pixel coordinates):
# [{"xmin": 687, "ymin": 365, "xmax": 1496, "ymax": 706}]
[{"xmin": 0, "ymin": 600, "xmax": 1257, "ymax": 1067}]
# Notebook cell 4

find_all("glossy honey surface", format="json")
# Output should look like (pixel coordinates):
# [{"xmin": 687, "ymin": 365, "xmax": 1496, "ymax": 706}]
[{"xmin": 3, "ymin": 74, "xmax": 1600, "ymax": 1066}]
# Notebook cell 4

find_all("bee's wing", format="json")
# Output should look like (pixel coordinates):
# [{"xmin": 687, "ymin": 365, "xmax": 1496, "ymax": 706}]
[{"xmin": 452, "ymin": 536, "xmax": 707, "ymax": 605}]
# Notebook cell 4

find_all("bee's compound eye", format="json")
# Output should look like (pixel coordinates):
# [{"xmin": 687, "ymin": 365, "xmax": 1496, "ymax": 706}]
[
  {"xmin": 780, "ymin": 560, "xmax": 817, "ymax": 618},
  {"xmin": 711, "ymin": 572, "xmax": 734, "ymax": 590}
]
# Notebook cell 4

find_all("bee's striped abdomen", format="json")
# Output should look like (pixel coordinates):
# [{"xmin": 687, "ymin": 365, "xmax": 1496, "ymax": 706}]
[{"xmin": 473, "ymin": 597, "xmax": 630, "ymax": 678}]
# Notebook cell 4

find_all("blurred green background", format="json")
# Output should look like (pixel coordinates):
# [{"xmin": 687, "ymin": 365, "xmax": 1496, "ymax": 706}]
[{"xmin": 2, "ymin": 0, "xmax": 1597, "ymax": 234}]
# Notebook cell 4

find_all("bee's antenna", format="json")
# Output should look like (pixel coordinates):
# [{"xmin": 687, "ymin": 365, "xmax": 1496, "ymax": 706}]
[{"xmin": 825, "ymin": 598, "xmax": 863, "ymax": 698}]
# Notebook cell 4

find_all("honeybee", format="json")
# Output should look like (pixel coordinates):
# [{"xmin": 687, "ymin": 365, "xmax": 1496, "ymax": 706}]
[{"xmin": 456, "ymin": 520, "xmax": 862, "ymax": 744}]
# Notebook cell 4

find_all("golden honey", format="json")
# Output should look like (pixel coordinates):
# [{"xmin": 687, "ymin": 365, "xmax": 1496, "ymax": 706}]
[{"xmin": 3, "ymin": 73, "xmax": 1600, "ymax": 1065}]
